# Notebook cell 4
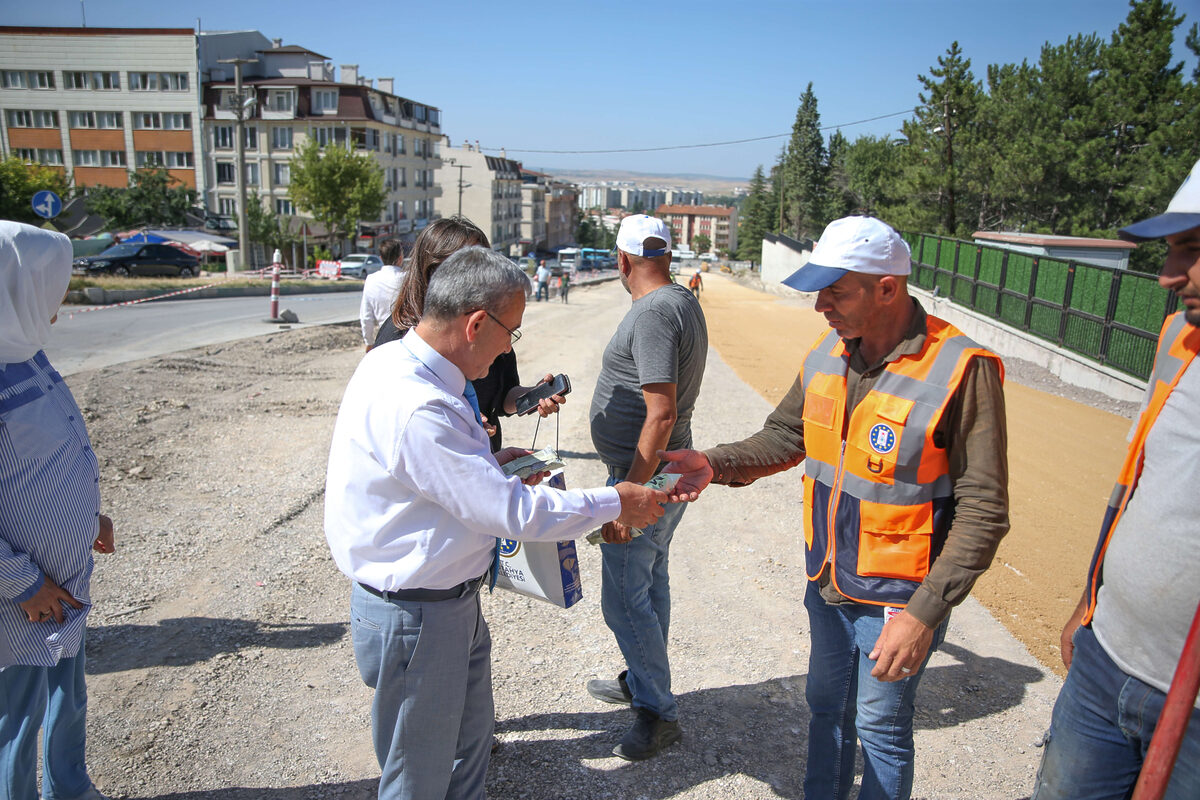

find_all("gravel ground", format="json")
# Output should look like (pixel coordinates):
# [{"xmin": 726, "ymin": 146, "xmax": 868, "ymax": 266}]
[{"xmin": 71, "ymin": 278, "xmax": 1061, "ymax": 799}]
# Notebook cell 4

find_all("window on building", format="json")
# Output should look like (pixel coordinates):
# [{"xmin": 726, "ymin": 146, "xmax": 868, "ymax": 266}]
[
  {"xmin": 414, "ymin": 105, "xmax": 427, "ymax": 123},
  {"xmin": 398, "ymin": 167, "xmax": 406, "ymax": 187},
  {"xmin": 216, "ymin": 162, "xmax": 236, "ymax": 184},
  {"xmin": 269, "ymin": 91, "xmax": 294, "ymax": 112},
  {"xmin": 396, "ymin": 134, "xmax": 405, "ymax": 154},
  {"xmin": 218, "ymin": 197, "xmax": 236, "ymax": 216},
  {"xmin": 214, "ymin": 125, "xmax": 234, "ymax": 150},
  {"xmin": 165, "ymin": 151, "xmax": 193, "ymax": 168},
  {"xmin": 64, "ymin": 71, "xmax": 119, "ymax": 90},
  {"xmin": 271, "ymin": 126, "xmax": 293, "ymax": 150},
  {"xmin": 132, "ymin": 112, "xmax": 191, "ymax": 130},
  {"xmin": 273, "ymin": 162, "xmax": 290, "ymax": 186},
  {"xmin": 395, "ymin": 200, "xmax": 405, "ymax": 220},
  {"xmin": 275, "ymin": 198, "xmax": 294, "ymax": 216},
  {"xmin": 128, "ymin": 72, "xmax": 189, "ymax": 91},
  {"xmin": 5, "ymin": 109, "xmax": 58, "ymax": 128},
  {"xmin": 412, "ymin": 138, "xmax": 424, "ymax": 157},
  {"xmin": 135, "ymin": 151, "xmax": 165, "ymax": 167},
  {"xmin": 312, "ymin": 126, "xmax": 346, "ymax": 148},
  {"xmin": 245, "ymin": 162, "xmax": 259, "ymax": 186},
  {"xmin": 243, "ymin": 126, "xmax": 257, "ymax": 149},
  {"xmin": 75, "ymin": 150, "xmax": 126, "ymax": 167},
  {"xmin": 68, "ymin": 110, "xmax": 123, "ymax": 129},
  {"xmin": 313, "ymin": 89, "xmax": 338, "ymax": 112},
  {"xmin": 2, "ymin": 70, "xmax": 26, "ymax": 89}
]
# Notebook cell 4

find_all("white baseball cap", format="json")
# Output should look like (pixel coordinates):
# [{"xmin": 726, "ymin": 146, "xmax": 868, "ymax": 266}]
[
  {"xmin": 782, "ymin": 216, "xmax": 911, "ymax": 293},
  {"xmin": 1119, "ymin": 158, "xmax": 1200, "ymax": 242},
  {"xmin": 616, "ymin": 215, "xmax": 671, "ymax": 257}
]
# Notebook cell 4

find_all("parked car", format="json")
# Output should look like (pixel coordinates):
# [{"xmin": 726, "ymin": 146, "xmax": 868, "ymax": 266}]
[
  {"xmin": 72, "ymin": 242, "xmax": 200, "ymax": 277},
  {"xmin": 338, "ymin": 253, "xmax": 384, "ymax": 278}
]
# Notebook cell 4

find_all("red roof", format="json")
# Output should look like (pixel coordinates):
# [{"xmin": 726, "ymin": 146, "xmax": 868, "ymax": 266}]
[{"xmin": 656, "ymin": 204, "xmax": 734, "ymax": 217}]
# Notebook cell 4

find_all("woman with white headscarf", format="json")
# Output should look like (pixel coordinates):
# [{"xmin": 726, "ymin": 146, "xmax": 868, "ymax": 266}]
[{"xmin": 0, "ymin": 221, "xmax": 114, "ymax": 800}]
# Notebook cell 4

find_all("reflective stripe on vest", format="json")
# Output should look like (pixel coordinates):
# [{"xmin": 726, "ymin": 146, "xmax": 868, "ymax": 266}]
[
  {"xmin": 800, "ymin": 316, "xmax": 1003, "ymax": 607},
  {"xmin": 1082, "ymin": 312, "xmax": 1200, "ymax": 625}
]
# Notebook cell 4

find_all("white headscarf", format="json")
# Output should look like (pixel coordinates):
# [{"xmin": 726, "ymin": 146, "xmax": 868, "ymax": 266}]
[{"xmin": 0, "ymin": 220, "xmax": 72, "ymax": 364}]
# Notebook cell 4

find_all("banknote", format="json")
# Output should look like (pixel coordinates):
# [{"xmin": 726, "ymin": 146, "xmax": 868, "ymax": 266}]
[{"xmin": 585, "ymin": 472, "xmax": 682, "ymax": 545}]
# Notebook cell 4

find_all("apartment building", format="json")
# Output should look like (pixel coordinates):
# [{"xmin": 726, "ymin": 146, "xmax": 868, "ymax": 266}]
[
  {"xmin": 578, "ymin": 181, "xmax": 703, "ymax": 212},
  {"xmin": 203, "ymin": 49, "xmax": 442, "ymax": 241},
  {"xmin": 656, "ymin": 204, "xmax": 738, "ymax": 256},
  {"xmin": 0, "ymin": 26, "xmax": 206, "ymax": 193},
  {"xmin": 544, "ymin": 179, "xmax": 579, "ymax": 253},
  {"xmin": 519, "ymin": 169, "xmax": 547, "ymax": 255},
  {"xmin": 435, "ymin": 140, "xmax": 522, "ymax": 255}
]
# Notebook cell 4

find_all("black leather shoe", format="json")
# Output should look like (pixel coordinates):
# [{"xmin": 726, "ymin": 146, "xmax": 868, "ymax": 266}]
[
  {"xmin": 613, "ymin": 707, "xmax": 682, "ymax": 761},
  {"xmin": 586, "ymin": 670, "xmax": 633, "ymax": 705}
]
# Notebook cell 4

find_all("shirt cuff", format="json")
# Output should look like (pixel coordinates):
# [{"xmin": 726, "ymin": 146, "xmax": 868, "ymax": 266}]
[
  {"xmin": 12, "ymin": 572, "xmax": 45, "ymax": 604},
  {"xmin": 594, "ymin": 486, "xmax": 623, "ymax": 524},
  {"xmin": 904, "ymin": 583, "xmax": 952, "ymax": 629}
]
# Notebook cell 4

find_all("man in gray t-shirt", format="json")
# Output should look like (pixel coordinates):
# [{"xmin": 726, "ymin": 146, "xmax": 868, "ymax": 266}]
[
  {"xmin": 585, "ymin": 215, "xmax": 707, "ymax": 762},
  {"xmin": 1033, "ymin": 158, "xmax": 1200, "ymax": 800}
]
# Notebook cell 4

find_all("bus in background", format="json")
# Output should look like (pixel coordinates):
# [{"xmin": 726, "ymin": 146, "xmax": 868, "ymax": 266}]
[
  {"xmin": 581, "ymin": 247, "xmax": 611, "ymax": 270},
  {"xmin": 557, "ymin": 247, "xmax": 580, "ymax": 273}
]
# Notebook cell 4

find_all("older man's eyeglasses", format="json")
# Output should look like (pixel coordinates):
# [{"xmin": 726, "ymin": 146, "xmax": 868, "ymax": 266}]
[{"xmin": 484, "ymin": 310, "xmax": 522, "ymax": 344}]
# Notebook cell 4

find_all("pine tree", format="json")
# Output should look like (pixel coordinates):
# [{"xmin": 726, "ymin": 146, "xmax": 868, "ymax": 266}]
[
  {"xmin": 823, "ymin": 130, "xmax": 856, "ymax": 223},
  {"xmin": 782, "ymin": 83, "xmax": 827, "ymax": 239},
  {"xmin": 737, "ymin": 165, "xmax": 774, "ymax": 262}
]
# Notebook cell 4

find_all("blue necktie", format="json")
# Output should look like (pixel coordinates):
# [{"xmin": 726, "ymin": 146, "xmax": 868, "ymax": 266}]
[{"xmin": 464, "ymin": 382, "xmax": 502, "ymax": 590}]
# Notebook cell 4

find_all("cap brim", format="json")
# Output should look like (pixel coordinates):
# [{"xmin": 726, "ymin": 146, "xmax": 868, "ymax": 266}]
[
  {"xmin": 782, "ymin": 263, "xmax": 849, "ymax": 292},
  {"xmin": 1118, "ymin": 212, "xmax": 1200, "ymax": 242}
]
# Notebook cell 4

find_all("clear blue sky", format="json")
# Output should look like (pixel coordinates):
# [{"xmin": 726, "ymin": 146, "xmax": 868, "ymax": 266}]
[{"xmin": 7, "ymin": 0, "xmax": 1197, "ymax": 182}]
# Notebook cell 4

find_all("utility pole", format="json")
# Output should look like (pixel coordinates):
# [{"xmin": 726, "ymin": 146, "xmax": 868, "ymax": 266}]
[
  {"xmin": 219, "ymin": 57, "xmax": 257, "ymax": 271},
  {"xmin": 442, "ymin": 158, "xmax": 471, "ymax": 216}
]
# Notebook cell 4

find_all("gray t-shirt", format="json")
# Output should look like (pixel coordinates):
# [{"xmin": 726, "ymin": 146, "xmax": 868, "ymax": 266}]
[
  {"xmin": 1093, "ymin": 355, "xmax": 1200, "ymax": 704},
  {"xmin": 589, "ymin": 282, "xmax": 707, "ymax": 469}
]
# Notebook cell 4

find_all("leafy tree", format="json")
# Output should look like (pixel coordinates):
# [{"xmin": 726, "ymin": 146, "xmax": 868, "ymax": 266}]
[
  {"xmin": 737, "ymin": 165, "xmax": 775, "ymax": 262},
  {"xmin": 692, "ymin": 233, "xmax": 711, "ymax": 255},
  {"xmin": 245, "ymin": 191, "xmax": 296, "ymax": 253},
  {"xmin": 843, "ymin": 135, "xmax": 902, "ymax": 217},
  {"xmin": 0, "ymin": 157, "xmax": 71, "ymax": 225},
  {"xmin": 823, "ymin": 130, "xmax": 856, "ymax": 222},
  {"xmin": 781, "ymin": 83, "xmax": 827, "ymax": 238},
  {"xmin": 85, "ymin": 168, "xmax": 196, "ymax": 230},
  {"xmin": 288, "ymin": 141, "xmax": 385, "ymax": 250}
]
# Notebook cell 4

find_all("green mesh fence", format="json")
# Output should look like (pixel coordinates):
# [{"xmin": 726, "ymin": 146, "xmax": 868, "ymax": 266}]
[{"xmin": 904, "ymin": 232, "xmax": 1174, "ymax": 380}]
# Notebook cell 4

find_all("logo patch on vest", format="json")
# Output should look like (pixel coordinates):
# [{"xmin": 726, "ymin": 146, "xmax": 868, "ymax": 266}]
[
  {"xmin": 868, "ymin": 423, "xmax": 897, "ymax": 454},
  {"xmin": 498, "ymin": 539, "xmax": 520, "ymax": 558}
]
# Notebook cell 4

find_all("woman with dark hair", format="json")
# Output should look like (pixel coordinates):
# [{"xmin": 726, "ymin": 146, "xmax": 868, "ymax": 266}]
[{"xmin": 373, "ymin": 216, "xmax": 562, "ymax": 451}]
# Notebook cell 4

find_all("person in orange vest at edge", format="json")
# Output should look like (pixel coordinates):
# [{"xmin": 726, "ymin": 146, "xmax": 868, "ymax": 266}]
[
  {"xmin": 659, "ymin": 215, "xmax": 1010, "ymax": 800},
  {"xmin": 688, "ymin": 270, "xmax": 703, "ymax": 299},
  {"xmin": 1030, "ymin": 159, "xmax": 1200, "ymax": 800}
]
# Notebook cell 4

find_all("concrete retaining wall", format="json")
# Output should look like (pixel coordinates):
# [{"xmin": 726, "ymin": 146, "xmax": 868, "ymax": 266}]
[{"xmin": 761, "ymin": 233, "xmax": 812, "ymax": 286}]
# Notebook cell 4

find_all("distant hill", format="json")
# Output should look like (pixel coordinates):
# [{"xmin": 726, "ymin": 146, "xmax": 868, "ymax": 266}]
[{"xmin": 532, "ymin": 167, "xmax": 748, "ymax": 196}]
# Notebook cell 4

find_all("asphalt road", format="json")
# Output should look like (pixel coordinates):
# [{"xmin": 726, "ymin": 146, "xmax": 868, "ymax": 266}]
[{"xmin": 47, "ymin": 291, "xmax": 363, "ymax": 376}]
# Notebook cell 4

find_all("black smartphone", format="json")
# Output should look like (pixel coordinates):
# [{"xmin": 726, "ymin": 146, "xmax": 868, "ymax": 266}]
[{"xmin": 514, "ymin": 374, "xmax": 571, "ymax": 416}]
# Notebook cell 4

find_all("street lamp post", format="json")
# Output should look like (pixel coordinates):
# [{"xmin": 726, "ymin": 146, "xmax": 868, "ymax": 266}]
[
  {"xmin": 219, "ymin": 57, "xmax": 257, "ymax": 271},
  {"xmin": 442, "ymin": 158, "xmax": 471, "ymax": 216}
]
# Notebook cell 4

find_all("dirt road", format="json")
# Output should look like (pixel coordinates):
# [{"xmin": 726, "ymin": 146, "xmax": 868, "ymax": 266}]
[{"xmin": 72, "ymin": 272, "xmax": 1088, "ymax": 798}]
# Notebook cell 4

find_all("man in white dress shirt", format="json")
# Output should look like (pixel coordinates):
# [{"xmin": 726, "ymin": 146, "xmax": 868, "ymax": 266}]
[
  {"xmin": 359, "ymin": 238, "xmax": 406, "ymax": 351},
  {"xmin": 325, "ymin": 246, "xmax": 690, "ymax": 800}
]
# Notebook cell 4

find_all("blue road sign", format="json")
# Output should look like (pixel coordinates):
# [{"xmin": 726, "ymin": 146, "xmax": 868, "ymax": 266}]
[{"xmin": 32, "ymin": 190, "xmax": 63, "ymax": 219}]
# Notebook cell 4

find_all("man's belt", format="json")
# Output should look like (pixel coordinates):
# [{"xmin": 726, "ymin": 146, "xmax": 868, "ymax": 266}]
[{"xmin": 358, "ymin": 574, "xmax": 485, "ymax": 603}]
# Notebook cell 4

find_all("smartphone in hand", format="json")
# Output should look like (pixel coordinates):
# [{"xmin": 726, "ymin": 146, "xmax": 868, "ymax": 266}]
[{"xmin": 515, "ymin": 374, "xmax": 571, "ymax": 416}]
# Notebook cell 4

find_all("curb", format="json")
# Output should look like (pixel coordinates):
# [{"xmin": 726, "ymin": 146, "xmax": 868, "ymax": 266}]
[{"xmin": 65, "ymin": 281, "xmax": 362, "ymax": 306}]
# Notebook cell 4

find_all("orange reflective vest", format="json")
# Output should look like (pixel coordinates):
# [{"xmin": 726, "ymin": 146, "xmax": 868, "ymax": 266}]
[
  {"xmin": 800, "ymin": 316, "xmax": 1003, "ymax": 607},
  {"xmin": 1082, "ymin": 312, "xmax": 1200, "ymax": 625}
]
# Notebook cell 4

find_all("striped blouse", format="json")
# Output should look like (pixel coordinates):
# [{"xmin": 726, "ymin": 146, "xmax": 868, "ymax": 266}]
[{"xmin": 0, "ymin": 350, "xmax": 99, "ymax": 668}]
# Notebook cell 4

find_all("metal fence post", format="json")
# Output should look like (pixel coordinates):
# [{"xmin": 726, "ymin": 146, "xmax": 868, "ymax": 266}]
[
  {"xmin": 1022, "ymin": 257, "xmax": 1041, "ymax": 331},
  {"xmin": 970, "ymin": 245, "xmax": 982, "ymax": 309},
  {"xmin": 997, "ymin": 250, "xmax": 1009, "ymax": 318},
  {"xmin": 1057, "ymin": 262, "xmax": 1077, "ymax": 347},
  {"xmin": 1098, "ymin": 268, "xmax": 1122, "ymax": 367}
]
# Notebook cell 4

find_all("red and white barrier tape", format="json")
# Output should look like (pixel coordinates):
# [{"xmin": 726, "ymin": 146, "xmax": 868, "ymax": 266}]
[{"xmin": 68, "ymin": 283, "xmax": 219, "ymax": 317}]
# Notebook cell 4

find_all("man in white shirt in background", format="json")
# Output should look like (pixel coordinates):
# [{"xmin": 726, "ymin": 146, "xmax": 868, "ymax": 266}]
[
  {"xmin": 359, "ymin": 237, "xmax": 406, "ymax": 351},
  {"xmin": 325, "ymin": 246, "xmax": 702, "ymax": 800}
]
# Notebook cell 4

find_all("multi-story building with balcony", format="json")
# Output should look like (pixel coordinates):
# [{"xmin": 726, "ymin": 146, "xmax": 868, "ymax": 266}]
[
  {"xmin": 518, "ymin": 169, "xmax": 548, "ymax": 255},
  {"xmin": 544, "ymin": 179, "xmax": 579, "ymax": 253},
  {"xmin": 435, "ymin": 140, "xmax": 522, "ymax": 255},
  {"xmin": 0, "ymin": 26, "xmax": 209, "ymax": 194},
  {"xmin": 202, "ymin": 49, "xmax": 442, "ymax": 244},
  {"xmin": 656, "ymin": 204, "xmax": 738, "ymax": 256}
]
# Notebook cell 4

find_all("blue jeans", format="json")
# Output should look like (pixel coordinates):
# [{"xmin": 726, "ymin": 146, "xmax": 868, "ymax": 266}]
[
  {"xmin": 803, "ymin": 580, "xmax": 947, "ymax": 800},
  {"xmin": 0, "ymin": 636, "xmax": 97, "ymax": 800},
  {"xmin": 350, "ymin": 583, "xmax": 493, "ymax": 800},
  {"xmin": 1032, "ymin": 624, "xmax": 1200, "ymax": 800},
  {"xmin": 536, "ymin": 282, "xmax": 549, "ymax": 301},
  {"xmin": 600, "ymin": 473, "xmax": 689, "ymax": 722}
]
